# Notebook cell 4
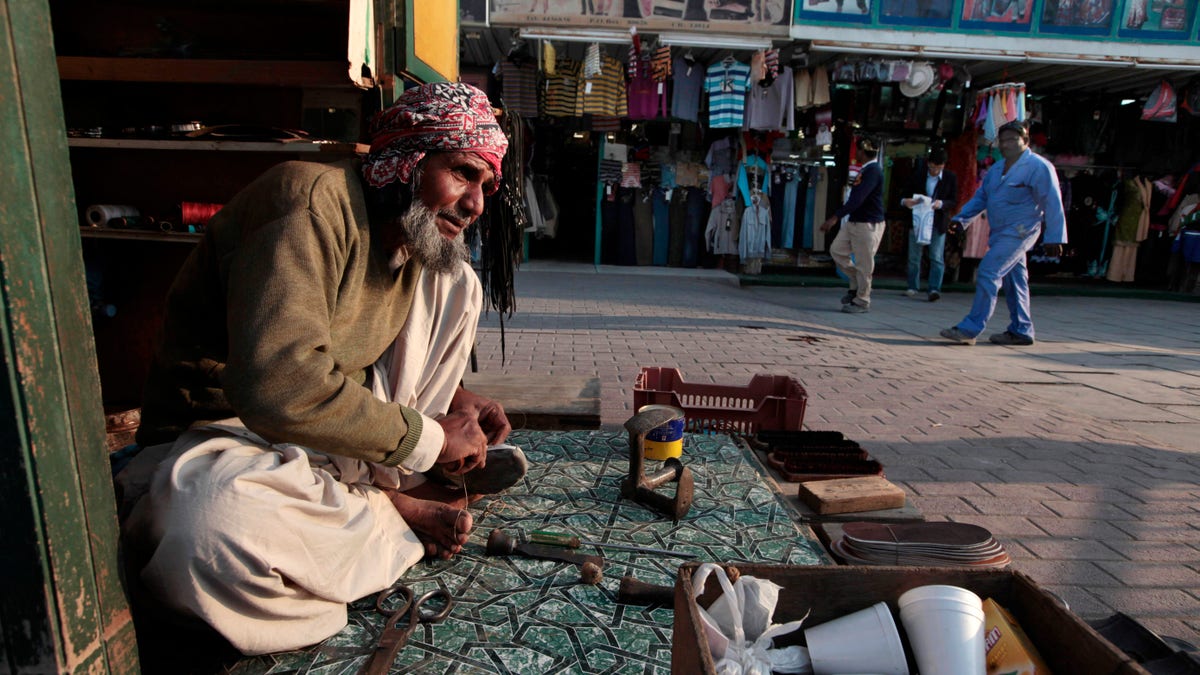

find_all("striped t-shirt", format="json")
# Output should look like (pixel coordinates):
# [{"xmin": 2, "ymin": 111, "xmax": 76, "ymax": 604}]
[
  {"xmin": 498, "ymin": 62, "xmax": 539, "ymax": 118},
  {"xmin": 576, "ymin": 53, "xmax": 628, "ymax": 117},
  {"xmin": 541, "ymin": 57, "xmax": 579, "ymax": 118},
  {"xmin": 705, "ymin": 59, "xmax": 751, "ymax": 128}
]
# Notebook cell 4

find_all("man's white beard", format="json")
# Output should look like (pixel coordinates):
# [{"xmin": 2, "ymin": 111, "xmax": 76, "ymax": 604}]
[{"xmin": 401, "ymin": 201, "xmax": 469, "ymax": 273}]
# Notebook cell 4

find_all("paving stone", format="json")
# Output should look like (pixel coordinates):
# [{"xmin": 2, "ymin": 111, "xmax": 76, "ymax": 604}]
[
  {"xmin": 980, "ymin": 484, "xmax": 1067, "ymax": 501},
  {"xmin": 1016, "ymin": 537, "xmax": 1125, "ymax": 561},
  {"xmin": 1106, "ymin": 541, "xmax": 1200, "ymax": 563},
  {"xmin": 1095, "ymin": 562, "xmax": 1200, "ymax": 587},
  {"xmin": 1110, "ymin": 520, "xmax": 1200, "ymax": 543},
  {"xmin": 1038, "ymin": 585, "xmax": 1114, "ymax": 618},
  {"xmin": 1042, "ymin": 500, "xmax": 1143, "ymax": 520},
  {"xmin": 948, "ymin": 514, "xmax": 1046, "ymax": 537},
  {"xmin": 904, "ymin": 481, "xmax": 993, "ymax": 497},
  {"xmin": 1029, "ymin": 517, "xmax": 1135, "ymax": 541},
  {"xmin": 1094, "ymin": 588, "xmax": 1200, "ymax": 616},
  {"xmin": 906, "ymin": 495, "xmax": 980, "ymax": 515},
  {"xmin": 964, "ymin": 496, "xmax": 1057, "ymax": 516},
  {"xmin": 1010, "ymin": 559, "xmax": 1123, "ymax": 587}
]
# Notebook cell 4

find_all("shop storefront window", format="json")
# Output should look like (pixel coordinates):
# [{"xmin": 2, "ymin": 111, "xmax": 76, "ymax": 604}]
[
  {"xmin": 959, "ymin": 0, "xmax": 1034, "ymax": 30},
  {"xmin": 880, "ymin": 0, "xmax": 953, "ymax": 26},
  {"xmin": 798, "ymin": 0, "xmax": 873, "ymax": 22},
  {"xmin": 1118, "ymin": 0, "xmax": 1194, "ymax": 38},
  {"xmin": 1040, "ymin": 0, "xmax": 1115, "ymax": 34}
]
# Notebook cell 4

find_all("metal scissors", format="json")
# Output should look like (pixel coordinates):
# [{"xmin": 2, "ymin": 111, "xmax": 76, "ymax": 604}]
[{"xmin": 359, "ymin": 584, "xmax": 453, "ymax": 675}]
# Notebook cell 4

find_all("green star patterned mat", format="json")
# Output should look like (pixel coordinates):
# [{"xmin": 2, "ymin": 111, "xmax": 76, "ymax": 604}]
[{"xmin": 228, "ymin": 430, "xmax": 827, "ymax": 674}]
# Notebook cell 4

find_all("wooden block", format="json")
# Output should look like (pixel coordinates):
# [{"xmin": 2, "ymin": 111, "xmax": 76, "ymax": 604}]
[
  {"xmin": 463, "ymin": 374, "xmax": 601, "ymax": 431},
  {"xmin": 796, "ymin": 475, "xmax": 906, "ymax": 515}
]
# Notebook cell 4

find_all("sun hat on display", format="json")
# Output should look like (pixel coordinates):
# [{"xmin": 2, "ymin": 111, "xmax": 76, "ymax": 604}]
[{"xmin": 899, "ymin": 61, "xmax": 936, "ymax": 98}]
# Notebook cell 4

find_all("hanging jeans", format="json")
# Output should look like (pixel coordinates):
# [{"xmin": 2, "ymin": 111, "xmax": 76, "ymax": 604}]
[
  {"xmin": 683, "ymin": 187, "xmax": 706, "ymax": 268},
  {"xmin": 907, "ymin": 228, "xmax": 947, "ymax": 293},
  {"xmin": 781, "ymin": 175, "xmax": 801, "ymax": 249},
  {"xmin": 956, "ymin": 224, "xmax": 1042, "ymax": 339},
  {"xmin": 652, "ymin": 188, "xmax": 671, "ymax": 266}
]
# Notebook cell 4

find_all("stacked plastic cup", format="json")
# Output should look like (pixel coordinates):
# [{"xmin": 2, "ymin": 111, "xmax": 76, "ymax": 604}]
[
  {"xmin": 804, "ymin": 601, "xmax": 909, "ymax": 675},
  {"xmin": 897, "ymin": 585, "xmax": 986, "ymax": 675}
]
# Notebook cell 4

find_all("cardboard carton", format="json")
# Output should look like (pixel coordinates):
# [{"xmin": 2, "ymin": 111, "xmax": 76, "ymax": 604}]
[{"xmin": 985, "ymin": 597, "xmax": 1054, "ymax": 675}]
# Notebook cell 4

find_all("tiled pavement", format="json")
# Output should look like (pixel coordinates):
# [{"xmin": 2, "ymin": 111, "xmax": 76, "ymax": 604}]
[{"xmin": 472, "ymin": 262, "xmax": 1200, "ymax": 646}]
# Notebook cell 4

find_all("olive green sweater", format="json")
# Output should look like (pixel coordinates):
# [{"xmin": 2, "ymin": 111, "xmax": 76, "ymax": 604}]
[{"xmin": 137, "ymin": 160, "xmax": 428, "ymax": 465}]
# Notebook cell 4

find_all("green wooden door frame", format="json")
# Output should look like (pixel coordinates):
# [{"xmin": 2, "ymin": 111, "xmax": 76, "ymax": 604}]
[{"xmin": 0, "ymin": 0, "xmax": 138, "ymax": 672}]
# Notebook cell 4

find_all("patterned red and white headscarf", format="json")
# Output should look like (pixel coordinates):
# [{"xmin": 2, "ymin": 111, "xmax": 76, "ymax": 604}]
[{"xmin": 363, "ymin": 82, "xmax": 507, "ymax": 195}]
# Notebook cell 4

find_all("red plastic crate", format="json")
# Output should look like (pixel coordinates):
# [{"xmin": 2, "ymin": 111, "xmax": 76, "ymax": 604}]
[{"xmin": 633, "ymin": 367, "xmax": 807, "ymax": 435}]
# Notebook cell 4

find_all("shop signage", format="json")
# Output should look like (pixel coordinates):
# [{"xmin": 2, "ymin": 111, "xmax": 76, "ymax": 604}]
[
  {"xmin": 960, "ymin": 0, "xmax": 1033, "ymax": 31},
  {"xmin": 798, "ymin": 0, "xmax": 873, "ymax": 22},
  {"xmin": 488, "ymin": 0, "xmax": 793, "ymax": 36},
  {"xmin": 1040, "ymin": 0, "xmax": 1115, "ymax": 34},
  {"xmin": 1119, "ymin": 0, "xmax": 1194, "ymax": 38}
]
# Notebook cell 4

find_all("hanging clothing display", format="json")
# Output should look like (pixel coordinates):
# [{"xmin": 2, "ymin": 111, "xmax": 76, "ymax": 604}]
[
  {"xmin": 634, "ymin": 187, "xmax": 655, "ymax": 266},
  {"xmin": 577, "ymin": 53, "xmax": 628, "ymax": 117},
  {"xmin": 541, "ymin": 57, "xmax": 580, "ymax": 118},
  {"xmin": 704, "ymin": 57, "xmax": 751, "ymax": 128},
  {"xmin": 705, "ymin": 197, "xmax": 741, "ymax": 255},
  {"xmin": 497, "ymin": 61, "xmax": 539, "ymax": 118},
  {"xmin": 744, "ymin": 66, "xmax": 795, "ymax": 131},
  {"xmin": 972, "ymin": 83, "xmax": 1026, "ymax": 144},
  {"xmin": 1106, "ymin": 176, "xmax": 1152, "ymax": 282},
  {"xmin": 683, "ymin": 187, "xmax": 706, "ymax": 267},
  {"xmin": 737, "ymin": 155, "xmax": 770, "ymax": 206},
  {"xmin": 652, "ymin": 188, "xmax": 671, "ymax": 266},
  {"xmin": 671, "ymin": 56, "xmax": 705, "ymax": 122},
  {"xmin": 739, "ymin": 197, "xmax": 772, "ymax": 262}
]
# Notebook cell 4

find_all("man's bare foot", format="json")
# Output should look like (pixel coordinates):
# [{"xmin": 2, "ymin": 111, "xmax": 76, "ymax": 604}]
[{"xmin": 389, "ymin": 490, "xmax": 473, "ymax": 560}]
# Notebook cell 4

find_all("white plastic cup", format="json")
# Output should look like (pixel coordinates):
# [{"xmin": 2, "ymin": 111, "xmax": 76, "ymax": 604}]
[
  {"xmin": 804, "ymin": 601, "xmax": 910, "ymax": 675},
  {"xmin": 897, "ymin": 585, "xmax": 986, "ymax": 675}
]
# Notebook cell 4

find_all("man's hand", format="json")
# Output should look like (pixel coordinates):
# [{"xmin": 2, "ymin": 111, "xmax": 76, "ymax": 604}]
[
  {"xmin": 436, "ymin": 409, "xmax": 488, "ymax": 475},
  {"xmin": 1043, "ymin": 243, "xmax": 1063, "ymax": 256},
  {"xmin": 450, "ymin": 387, "xmax": 512, "ymax": 445},
  {"xmin": 902, "ymin": 198, "xmax": 916, "ymax": 208},
  {"xmin": 820, "ymin": 216, "xmax": 838, "ymax": 232},
  {"xmin": 932, "ymin": 199, "xmax": 943, "ymax": 210}
]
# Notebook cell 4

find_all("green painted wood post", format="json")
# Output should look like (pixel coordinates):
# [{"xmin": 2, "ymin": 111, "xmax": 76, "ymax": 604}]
[{"xmin": 0, "ymin": 0, "xmax": 139, "ymax": 671}]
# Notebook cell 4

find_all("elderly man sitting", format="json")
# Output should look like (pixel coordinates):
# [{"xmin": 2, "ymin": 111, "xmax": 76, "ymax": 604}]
[{"xmin": 122, "ymin": 82, "xmax": 524, "ymax": 654}]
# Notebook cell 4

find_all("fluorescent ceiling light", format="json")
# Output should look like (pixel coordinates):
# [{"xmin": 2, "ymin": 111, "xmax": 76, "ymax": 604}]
[
  {"xmin": 1025, "ymin": 55, "xmax": 1134, "ymax": 67},
  {"xmin": 658, "ymin": 32, "xmax": 772, "ymax": 50},
  {"xmin": 518, "ymin": 28, "xmax": 630, "ymax": 44},
  {"xmin": 1120, "ymin": 99, "xmax": 1136, "ymax": 105},
  {"xmin": 810, "ymin": 44, "xmax": 919, "ymax": 56},
  {"xmin": 920, "ymin": 50, "xmax": 1024, "ymax": 62},
  {"xmin": 1134, "ymin": 60, "xmax": 1200, "ymax": 70}
]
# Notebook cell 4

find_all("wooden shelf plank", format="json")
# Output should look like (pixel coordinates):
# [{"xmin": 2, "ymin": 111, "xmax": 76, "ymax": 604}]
[
  {"xmin": 79, "ymin": 228, "xmax": 202, "ymax": 244},
  {"xmin": 67, "ymin": 137, "xmax": 368, "ymax": 154},
  {"xmin": 56, "ymin": 56, "xmax": 352, "ymax": 87}
]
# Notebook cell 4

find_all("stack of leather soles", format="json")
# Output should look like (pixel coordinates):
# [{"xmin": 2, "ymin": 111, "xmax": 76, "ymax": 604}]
[
  {"xmin": 754, "ymin": 430, "xmax": 885, "ymax": 482},
  {"xmin": 831, "ymin": 521, "xmax": 1011, "ymax": 568}
]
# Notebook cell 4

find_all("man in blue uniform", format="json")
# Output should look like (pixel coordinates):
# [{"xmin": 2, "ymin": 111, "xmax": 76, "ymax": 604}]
[{"xmin": 939, "ymin": 121, "xmax": 1066, "ymax": 346}]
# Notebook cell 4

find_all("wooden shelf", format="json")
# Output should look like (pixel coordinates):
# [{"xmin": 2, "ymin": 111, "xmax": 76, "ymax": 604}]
[
  {"xmin": 80, "ymin": 228, "xmax": 202, "ymax": 244},
  {"xmin": 56, "ymin": 56, "xmax": 355, "ymax": 88},
  {"xmin": 67, "ymin": 137, "xmax": 368, "ymax": 154}
]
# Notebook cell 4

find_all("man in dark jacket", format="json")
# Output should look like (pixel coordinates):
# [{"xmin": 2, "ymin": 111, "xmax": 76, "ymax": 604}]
[
  {"xmin": 901, "ymin": 147, "xmax": 958, "ymax": 302},
  {"xmin": 822, "ymin": 137, "xmax": 885, "ymax": 313}
]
